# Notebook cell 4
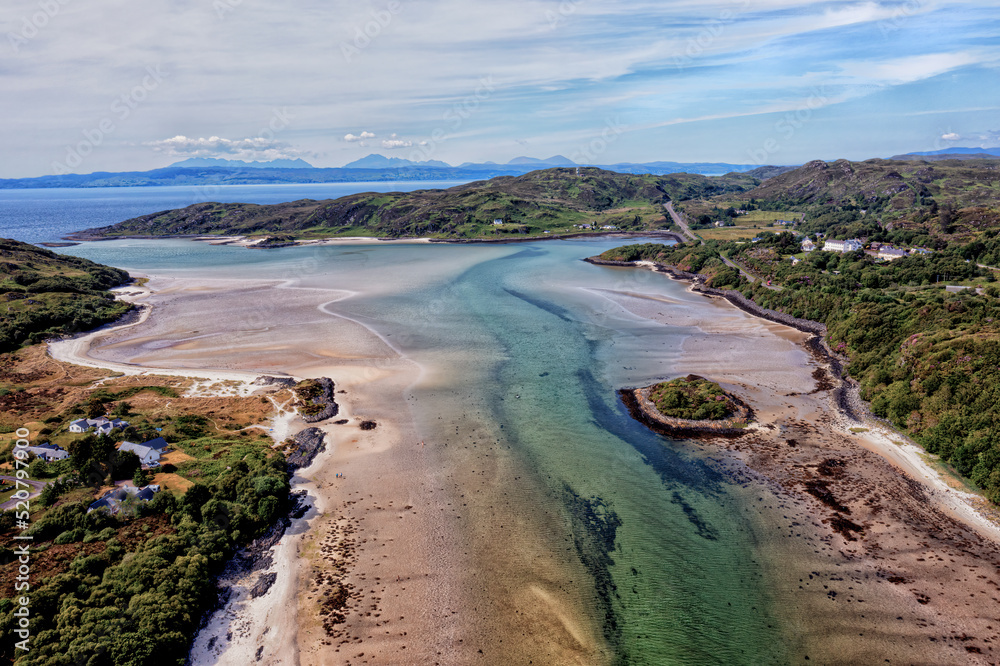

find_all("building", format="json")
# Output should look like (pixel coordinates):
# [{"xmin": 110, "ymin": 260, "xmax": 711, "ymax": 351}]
[
  {"xmin": 87, "ymin": 484, "xmax": 160, "ymax": 514},
  {"xmin": 25, "ymin": 443, "xmax": 69, "ymax": 462},
  {"xmin": 118, "ymin": 437, "xmax": 169, "ymax": 467},
  {"xmin": 69, "ymin": 417, "xmax": 129, "ymax": 434},
  {"xmin": 801, "ymin": 238, "xmax": 816, "ymax": 252},
  {"xmin": 493, "ymin": 219, "xmax": 504, "ymax": 225},
  {"xmin": 823, "ymin": 238, "xmax": 863, "ymax": 253},
  {"xmin": 878, "ymin": 248, "xmax": 908, "ymax": 261}
]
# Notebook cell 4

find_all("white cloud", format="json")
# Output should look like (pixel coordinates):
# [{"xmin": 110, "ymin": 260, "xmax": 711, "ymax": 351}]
[
  {"xmin": 941, "ymin": 132, "xmax": 961, "ymax": 141},
  {"xmin": 838, "ymin": 52, "xmax": 984, "ymax": 85},
  {"xmin": 344, "ymin": 131, "xmax": 376, "ymax": 142},
  {"xmin": 144, "ymin": 135, "xmax": 309, "ymax": 160},
  {"xmin": 381, "ymin": 139, "xmax": 413, "ymax": 149}
]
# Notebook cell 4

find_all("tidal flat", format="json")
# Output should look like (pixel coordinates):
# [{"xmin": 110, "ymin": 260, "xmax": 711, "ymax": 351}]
[{"xmin": 55, "ymin": 237, "xmax": 1000, "ymax": 664}]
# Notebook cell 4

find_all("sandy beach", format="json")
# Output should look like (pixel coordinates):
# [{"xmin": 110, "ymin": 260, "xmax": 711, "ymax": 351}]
[{"xmin": 46, "ymin": 242, "xmax": 1000, "ymax": 665}]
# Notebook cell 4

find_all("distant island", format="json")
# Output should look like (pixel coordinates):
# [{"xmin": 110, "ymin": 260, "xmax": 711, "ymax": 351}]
[{"xmin": 0, "ymin": 154, "xmax": 771, "ymax": 190}]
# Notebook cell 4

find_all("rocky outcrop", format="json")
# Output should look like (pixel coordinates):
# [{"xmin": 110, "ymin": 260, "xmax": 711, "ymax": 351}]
[
  {"xmin": 295, "ymin": 377, "xmax": 339, "ymax": 422},
  {"xmin": 286, "ymin": 427, "xmax": 326, "ymax": 472},
  {"xmin": 620, "ymin": 384, "xmax": 754, "ymax": 438},
  {"xmin": 252, "ymin": 375, "xmax": 296, "ymax": 389}
]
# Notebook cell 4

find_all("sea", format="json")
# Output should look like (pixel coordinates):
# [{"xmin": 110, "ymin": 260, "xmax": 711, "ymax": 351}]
[
  {"xmin": 0, "ymin": 181, "xmax": 469, "ymax": 244},
  {"xmin": 2, "ymin": 184, "xmax": 797, "ymax": 663}
]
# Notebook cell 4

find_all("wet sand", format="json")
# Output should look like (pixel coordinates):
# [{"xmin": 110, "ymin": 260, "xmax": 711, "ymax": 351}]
[
  {"xmin": 599, "ymin": 281, "xmax": 1000, "ymax": 664},
  {"xmin": 52, "ymin": 256, "xmax": 1000, "ymax": 665},
  {"xmin": 56, "ymin": 274, "xmax": 610, "ymax": 665}
]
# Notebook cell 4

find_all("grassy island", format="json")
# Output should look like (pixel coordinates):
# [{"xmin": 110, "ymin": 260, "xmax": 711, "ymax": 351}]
[{"xmin": 648, "ymin": 377, "xmax": 735, "ymax": 421}]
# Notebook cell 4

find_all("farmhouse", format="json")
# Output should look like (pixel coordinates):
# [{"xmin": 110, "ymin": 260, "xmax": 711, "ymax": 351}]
[{"xmin": 801, "ymin": 238, "xmax": 816, "ymax": 252}]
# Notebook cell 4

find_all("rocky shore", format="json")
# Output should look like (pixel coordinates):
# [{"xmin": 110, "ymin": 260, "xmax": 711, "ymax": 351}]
[
  {"xmin": 294, "ymin": 376, "xmax": 339, "ymax": 423},
  {"xmin": 620, "ymin": 380, "xmax": 754, "ymax": 438}
]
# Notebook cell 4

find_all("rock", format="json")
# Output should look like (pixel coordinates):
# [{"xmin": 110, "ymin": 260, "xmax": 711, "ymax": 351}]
[
  {"xmin": 249, "ymin": 572, "xmax": 277, "ymax": 598},
  {"xmin": 286, "ymin": 428, "xmax": 325, "ymax": 471},
  {"xmin": 252, "ymin": 375, "xmax": 296, "ymax": 389}
]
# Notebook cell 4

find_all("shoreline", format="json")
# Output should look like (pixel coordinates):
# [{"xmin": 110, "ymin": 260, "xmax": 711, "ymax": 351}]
[
  {"xmin": 594, "ymin": 255, "xmax": 1000, "ymax": 544},
  {"xmin": 61, "ymin": 229, "xmax": 684, "ymax": 247}
]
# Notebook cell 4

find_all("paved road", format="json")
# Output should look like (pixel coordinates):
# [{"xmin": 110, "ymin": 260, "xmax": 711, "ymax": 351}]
[
  {"xmin": 0, "ymin": 475, "xmax": 47, "ymax": 511},
  {"xmin": 664, "ymin": 202, "xmax": 702, "ymax": 245}
]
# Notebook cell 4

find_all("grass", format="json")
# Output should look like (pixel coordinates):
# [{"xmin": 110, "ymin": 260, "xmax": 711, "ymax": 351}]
[{"xmin": 849, "ymin": 427, "xmax": 870, "ymax": 434}]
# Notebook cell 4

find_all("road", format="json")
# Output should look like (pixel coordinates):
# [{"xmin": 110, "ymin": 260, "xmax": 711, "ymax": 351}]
[
  {"xmin": 0, "ymin": 475, "xmax": 47, "ymax": 511},
  {"xmin": 664, "ymin": 202, "xmax": 702, "ymax": 245}
]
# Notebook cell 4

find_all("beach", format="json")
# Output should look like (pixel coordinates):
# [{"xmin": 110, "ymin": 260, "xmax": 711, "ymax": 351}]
[{"xmin": 46, "ymin": 237, "xmax": 1000, "ymax": 664}]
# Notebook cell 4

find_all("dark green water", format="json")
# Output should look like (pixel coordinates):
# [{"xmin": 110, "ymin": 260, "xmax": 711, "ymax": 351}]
[{"xmin": 63, "ymin": 238, "xmax": 793, "ymax": 664}]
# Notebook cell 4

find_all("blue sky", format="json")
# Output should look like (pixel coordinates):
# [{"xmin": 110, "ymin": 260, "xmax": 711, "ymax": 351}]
[{"xmin": 2, "ymin": 0, "xmax": 999, "ymax": 176}]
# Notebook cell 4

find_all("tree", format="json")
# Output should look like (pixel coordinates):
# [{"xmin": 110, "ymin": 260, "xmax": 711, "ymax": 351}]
[
  {"xmin": 133, "ymin": 468, "xmax": 150, "ymax": 488},
  {"xmin": 87, "ymin": 397, "xmax": 107, "ymax": 419},
  {"xmin": 112, "ymin": 401, "xmax": 133, "ymax": 418}
]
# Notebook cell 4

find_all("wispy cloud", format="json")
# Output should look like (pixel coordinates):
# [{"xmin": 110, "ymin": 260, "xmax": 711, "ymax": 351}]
[{"xmin": 144, "ymin": 135, "xmax": 311, "ymax": 161}]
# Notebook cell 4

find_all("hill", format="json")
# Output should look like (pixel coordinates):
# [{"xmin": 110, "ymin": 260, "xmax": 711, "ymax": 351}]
[
  {"xmin": 169, "ymin": 157, "xmax": 314, "ymax": 169},
  {"xmin": 0, "ymin": 239, "xmax": 133, "ymax": 351},
  {"xmin": 70, "ymin": 168, "xmax": 759, "ymax": 240},
  {"xmin": 677, "ymin": 158, "xmax": 1000, "ymax": 247}
]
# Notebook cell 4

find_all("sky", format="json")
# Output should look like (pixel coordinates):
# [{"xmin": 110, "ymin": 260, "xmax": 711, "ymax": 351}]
[{"xmin": 2, "ymin": 0, "xmax": 999, "ymax": 177}]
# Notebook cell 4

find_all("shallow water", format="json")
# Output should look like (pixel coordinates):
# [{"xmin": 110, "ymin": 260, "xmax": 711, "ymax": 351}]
[{"xmin": 61, "ymin": 238, "xmax": 794, "ymax": 663}]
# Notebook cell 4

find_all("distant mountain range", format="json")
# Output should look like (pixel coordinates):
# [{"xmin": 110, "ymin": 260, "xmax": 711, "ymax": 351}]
[
  {"xmin": 169, "ymin": 157, "xmax": 315, "ymax": 169},
  {"xmin": 892, "ymin": 147, "xmax": 1000, "ymax": 161},
  {"xmin": 0, "ymin": 154, "xmax": 772, "ymax": 189}
]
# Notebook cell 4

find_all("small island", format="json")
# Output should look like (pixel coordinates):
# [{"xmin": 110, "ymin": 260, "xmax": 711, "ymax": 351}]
[{"xmin": 620, "ymin": 375, "xmax": 753, "ymax": 437}]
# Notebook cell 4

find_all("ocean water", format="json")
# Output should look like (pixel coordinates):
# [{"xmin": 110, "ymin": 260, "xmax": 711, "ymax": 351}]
[
  {"xmin": 0, "ymin": 181, "xmax": 470, "ymax": 243},
  {"xmin": 56, "ymin": 237, "xmax": 793, "ymax": 663}
]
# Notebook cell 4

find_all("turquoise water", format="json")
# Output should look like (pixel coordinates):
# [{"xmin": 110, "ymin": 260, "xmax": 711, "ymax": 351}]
[{"xmin": 59, "ymin": 238, "xmax": 791, "ymax": 664}]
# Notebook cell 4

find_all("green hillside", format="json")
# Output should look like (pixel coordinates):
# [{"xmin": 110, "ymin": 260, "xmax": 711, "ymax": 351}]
[
  {"xmin": 680, "ymin": 158, "xmax": 1000, "ymax": 246},
  {"xmin": 0, "ymin": 239, "xmax": 133, "ymax": 351},
  {"xmin": 72, "ymin": 168, "xmax": 758, "ymax": 240}
]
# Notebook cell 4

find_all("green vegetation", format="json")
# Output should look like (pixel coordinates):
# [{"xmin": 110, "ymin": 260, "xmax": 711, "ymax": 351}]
[
  {"xmin": 648, "ymin": 377, "xmax": 734, "ymax": 420},
  {"xmin": 601, "ymin": 234, "xmax": 1000, "ymax": 501},
  {"xmin": 0, "ymin": 239, "xmax": 132, "ymax": 352},
  {"xmin": 74, "ymin": 168, "xmax": 758, "ymax": 240},
  {"xmin": 0, "ymin": 396, "xmax": 290, "ymax": 666}
]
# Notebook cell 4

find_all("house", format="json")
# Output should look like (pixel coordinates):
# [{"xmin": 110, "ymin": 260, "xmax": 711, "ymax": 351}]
[
  {"xmin": 601, "ymin": 225, "xmax": 617, "ymax": 230},
  {"xmin": 878, "ymin": 248, "xmax": 908, "ymax": 261},
  {"xmin": 823, "ymin": 238, "xmax": 863, "ymax": 253},
  {"xmin": 801, "ymin": 238, "xmax": 816, "ymax": 252},
  {"xmin": 790, "ymin": 256, "xmax": 801, "ymax": 265},
  {"xmin": 69, "ymin": 417, "xmax": 129, "ymax": 434},
  {"xmin": 118, "ymin": 437, "xmax": 168, "ymax": 467},
  {"xmin": 87, "ymin": 484, "xmax": 160, "ymax": 514},
  {"xmin": 25, "ymin": 443, "xmax": 69, "ymax": 462},
  {"xmin": 775, "ymin": 219, "xmax": 793, "ymax": 226},
  {"xmin": 493, "ymin": 219, "xmax": 504, "ymax": 225}
]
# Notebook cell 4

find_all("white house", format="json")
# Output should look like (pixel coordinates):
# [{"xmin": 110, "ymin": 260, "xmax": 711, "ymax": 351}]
[
  {"xmin": 878, "ymin": 248, "xmax": 908, "ymax": 261},
  {"xmin": 118, "ymin": 437, "xmax": 168, "ymax": 467},
  {"xmin": 801, "ymin": 238, "xmax": 816, "ymax": 252},
  {"xmin": 823, "ymin": 238, "xmax": 863, "ymax": 253},
  {"xmin": 69, "ymin": 417, "xmax": 129, "ymax": 434},
  {"xmin": 25, "ymin": 443, "xmax": 69, "ymax": 462},
  {"xmin": 493, "ymin": 219, "xmax": 504, "ymax": 225}
]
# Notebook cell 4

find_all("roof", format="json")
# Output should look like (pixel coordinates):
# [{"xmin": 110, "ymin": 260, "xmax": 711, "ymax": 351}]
[
  {"xmin": 119, "ymin": 442, "xmax": 161, "ymax": 461},
  {"xmin": 141, "ymin": 437, "xmax": 169, "ymax": 452}
]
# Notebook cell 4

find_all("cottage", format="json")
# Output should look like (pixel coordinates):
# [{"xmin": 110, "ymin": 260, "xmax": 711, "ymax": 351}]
[
  {"xmin": 87, "ymin": 484, "xmax": 160, "ymax": 514},
  {"xmin": 25, "ymin": 443, "xmax": 69, "ymax": 462},
  {"xmin": 801, "ymin": 238, "xmax": 816, "ymax": 252},
  {"xmin": 118, "ymin": 437, "xmax": 168, "ymax": 467},
  {"xmin": 823, "ymin": 238, "xmax": 863, "ymax": 253},
  {"xmin": 69, "ymin": 417, "xmax": 129, "ymax": 434},
  {"xmin": 493, "ymin": 219, "xmax": 504, "ymax": 226}
]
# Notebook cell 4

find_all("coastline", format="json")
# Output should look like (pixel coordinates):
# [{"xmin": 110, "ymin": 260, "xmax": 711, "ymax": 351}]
[
  {"xmin": 592, "ymin": 256, "xmax": 1000, "ymax": 662},
  {"xmin": 62, "ymin": 229, "xmax": 685, "ymax": 247},
  {"xmin": 591, "ymin": 255, "xmax": 1000, "ymax": 543}
]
